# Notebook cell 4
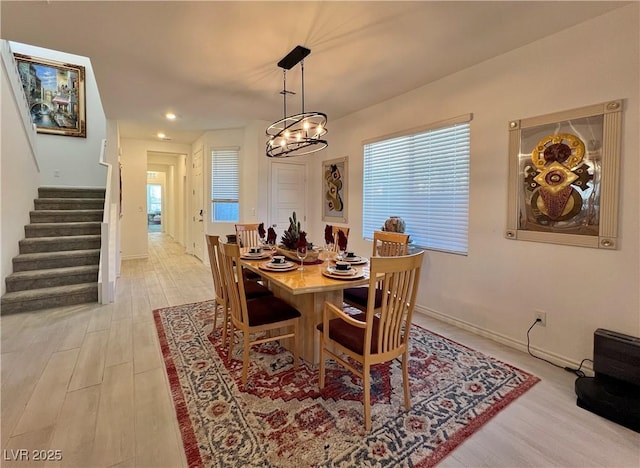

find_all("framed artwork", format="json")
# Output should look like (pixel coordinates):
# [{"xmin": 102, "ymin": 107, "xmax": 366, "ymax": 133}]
[
  {"xmin": 505, "ymin": 100, "xmax": 623, "ymax": 249},
  {"xmin": 322, "ymin": 156, "xmax": 348, "ymax": 222},
  {"xmin": 14, "ymin": 53, "xmax": 86, "ymax": 137}
]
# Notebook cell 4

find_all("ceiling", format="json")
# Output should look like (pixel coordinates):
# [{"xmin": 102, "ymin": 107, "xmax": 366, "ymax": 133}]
[{"xmin": 1, "ymin": 1, "xmax": 627, "ymax": 144}]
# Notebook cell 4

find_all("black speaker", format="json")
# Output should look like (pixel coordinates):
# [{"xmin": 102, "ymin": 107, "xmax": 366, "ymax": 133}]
[{"xmin": 575, "ymin": 329, "xmax": 640, "ymax": 432}]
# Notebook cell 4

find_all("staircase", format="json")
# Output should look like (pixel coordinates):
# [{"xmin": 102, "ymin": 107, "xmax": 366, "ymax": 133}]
[{"xmin": 1, "ymin": 187, "xmax": 104, "ymax": 314}]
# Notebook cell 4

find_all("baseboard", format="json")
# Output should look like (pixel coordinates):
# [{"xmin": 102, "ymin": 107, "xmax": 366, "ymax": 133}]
[{"xmin": 414, "ymin": 305, "xmax": 593, "ymax": 373}]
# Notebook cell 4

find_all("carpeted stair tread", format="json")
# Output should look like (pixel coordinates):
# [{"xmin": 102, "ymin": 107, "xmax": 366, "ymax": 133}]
[
  {"xmin": 6, "ymin": 265, "xmax": 99, "ymax": 292},
  {"xmin": 19, "ymin": 235, "xmax": 101, "ymax": 253},
  {"xmin": 38, "ymin": 187, "xmax": 106, "ymax": 199},
  {"xmin": 25, "ymin": 221, "xmax": 101, "ymax": 237},
  {"xmin": 12, "ymin": 249, "xmax": 100, "ymax": 271},
  {"xmin": 30, "ymin": 210, "xmax": 104, "ymax": 223},
  {"xmin": 34, "ymin": 198, "xmax": 105, "ymax": 210},
  {"xmin": 1, "ymin": 283, "xmax": 98, "ymax": 314}
]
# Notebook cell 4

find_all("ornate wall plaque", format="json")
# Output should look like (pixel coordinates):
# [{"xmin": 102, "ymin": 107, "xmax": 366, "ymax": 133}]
[{"xmin": 506, "ymin": 100, "xmax": 623, "ymax": 249}]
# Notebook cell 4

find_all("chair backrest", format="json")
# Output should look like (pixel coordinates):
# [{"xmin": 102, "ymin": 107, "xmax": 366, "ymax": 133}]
[
  {"xmin": 219, "ymin": 242, "xmax": 250, "ymax": 328},
  {"xmin": 205, "ymin": 235, "xmax": 225, "ymax": 304},
  {"xmin": 372, "ymin": 230, "xmax": 410, "ymax": 257},
  {"xmin": 331, "ymin": 225, "xmax": 350, "ymax": 252},
  {"xmin": 235, "ymin": 223, "xmax": 261, "ymax": 248},
  {"xmin": 364, "ymin": 251, "xmax": 424, "ymax": 355}
]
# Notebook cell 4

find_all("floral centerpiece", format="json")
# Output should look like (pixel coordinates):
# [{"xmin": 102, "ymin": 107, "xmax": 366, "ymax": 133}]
[{"xmin": 277, "ymin": 212, "xmax": 319, "ymax": 262}]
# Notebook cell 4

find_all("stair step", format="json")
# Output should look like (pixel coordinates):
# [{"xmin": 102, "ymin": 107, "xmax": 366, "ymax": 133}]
[
  {"xmin": 25, "ymin": 221, "xmax": 101, "ymax": 238},
  {"xmin": 34, "ymin": 198, "xmax": 105, "ymax": 210},
  {"xmin": 1, "ymin": 283, "xmax": 98, "ymax": 315},
  {"xmin": 5, "ymin": 265, "xmax": 99, "ymax": 292},
  {"xmin": 19, "ymin": 235, "xmax": 101, "ymax": 254},
  {"xmin": 13, "ymin": 249, "xmax": 100, "ymax": 271},
  {"xmin": 38, "ymin": 187, "xmax": 106, "ymax": 199},
  {"xmin": 30, "ymin": 209, "xmax": 103, "ymax": 223}
]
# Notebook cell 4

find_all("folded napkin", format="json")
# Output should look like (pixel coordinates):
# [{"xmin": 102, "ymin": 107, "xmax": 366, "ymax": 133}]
[
  {"xmin": 267, "ymin": 227, "xmax": 277, "ymax": 244},
  {"xmin": 337, "ymin": 230, "xmax": 348, "ymax": 251},
  {"xmin": 324, "ymin": 224, "xmax": 334, "ymax": 245}
]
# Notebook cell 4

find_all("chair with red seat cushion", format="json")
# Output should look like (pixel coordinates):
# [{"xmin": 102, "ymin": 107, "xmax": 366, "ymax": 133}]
[
  {"xmin": 317, "ymin": 250, "xmax": 424, "ymax": 431},
  {"xmin": 219, "ymin": 242, "xmax": 301, "ymax": 385}
]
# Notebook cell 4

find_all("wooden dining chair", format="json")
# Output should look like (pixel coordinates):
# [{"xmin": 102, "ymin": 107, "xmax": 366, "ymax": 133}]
[
  {"xmin": 317, "ymin": 250, "xmax": 424, "ymax": 431},
  {"xmin": 343, "ymin": 230, "xmax": 410, "ymax": 311},
  {"xmin": 206, "ymin": 235, "xmax": 272, "ymax": 348},
  {"xmin": 219, "ymin": 242, "xmax": 301, "ymax": 385},
  {"xmin": 235, "ymin": 223, "xmax": 262, "ymax": 248}
]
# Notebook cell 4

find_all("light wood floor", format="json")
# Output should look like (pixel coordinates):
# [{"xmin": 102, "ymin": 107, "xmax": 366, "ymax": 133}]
[{"xmin": 1, "ymin": 233, "xmax": 638, "ymax": 467}]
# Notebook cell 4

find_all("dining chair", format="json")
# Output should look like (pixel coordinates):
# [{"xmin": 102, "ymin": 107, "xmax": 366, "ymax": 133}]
[
  {"xmin": 235, "ymin": 223, "xmax": 262, "ymax": 248},
  {"xmin": 219, "ymin": 242, "xmax": 301, "ymax": 385},
  {"xmin": 206, "ymin": 235, "xmax": 272, "ymax": 348},
  {"xmin": 343, "ymin": 230, "xmax": 410, "ymax": 311},
  {"xmin": 317, "ymin": 250, "xmax": 424, "ymax": 431}
]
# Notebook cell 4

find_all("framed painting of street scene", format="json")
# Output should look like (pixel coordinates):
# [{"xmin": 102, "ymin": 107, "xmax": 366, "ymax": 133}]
[{"xmin": 14, "ymin": 53, "xmax": 86, "ymax": 137}]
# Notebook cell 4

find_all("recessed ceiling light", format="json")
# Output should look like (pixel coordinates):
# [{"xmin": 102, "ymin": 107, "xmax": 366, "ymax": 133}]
[
  {"xmin": 165, "ymin": 112, "xmax": 177, "ymax": 120},
  {"xmin": 157, "ymin": 132, "xmax": 167, "ymax": 139}
]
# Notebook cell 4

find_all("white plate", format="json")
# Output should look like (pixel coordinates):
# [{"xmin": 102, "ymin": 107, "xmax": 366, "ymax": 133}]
[
  {"xmin": 265, "ymin": 261, "xmax": 294, "ymax": 269},
  {"xmin": 241, "ymin": 253, "xmax": 271, "ymax": 260},
  {"xmin": 327, "ymin": 266, "xmax": 357, "ymax": 276},
  {"xmin": 259, "ymin": 262, "xmax": 297, "ymax": 272},
  {"xmin": 322, "ymin": 268, "xmax": 364, "ymax": 280},
  {"xmin": 339, "ymin": 256, "xmax": 368, "ymax": 265}
]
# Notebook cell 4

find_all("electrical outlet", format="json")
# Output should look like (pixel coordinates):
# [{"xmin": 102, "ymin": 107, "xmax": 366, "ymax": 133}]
[{"xmin": 534, "ymin": 310, "xmax": 547, "ymax": 327}]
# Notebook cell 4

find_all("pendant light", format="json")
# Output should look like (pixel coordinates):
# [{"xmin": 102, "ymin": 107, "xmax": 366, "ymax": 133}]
[{"xmin": 266, "ymin": 45, "xmax": 328, "ymax": 158}]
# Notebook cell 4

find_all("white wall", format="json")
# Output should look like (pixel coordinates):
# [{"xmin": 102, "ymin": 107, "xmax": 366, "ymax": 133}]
[
  {"xmin": 10, "ymin": 42, "xmax": 107, "ymax": 187},
  {"xmin": 120, "ymin": 139, "xmax": 190, "ymax": 259},
  {"xmin": 1, "ymin": 54, "xmax": 40, "ymax": 295},
  {"xmin": 308, "ymin": 4, "xmax": 640, "ymax": 366}
]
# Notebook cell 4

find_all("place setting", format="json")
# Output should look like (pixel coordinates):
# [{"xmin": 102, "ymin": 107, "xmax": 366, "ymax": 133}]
[
  {"xmin": 333, "ymin": 250, "xmax": 369, "ymax": 265},
  {"xmin": 258, "ymin": 254, "xmax": 297, "ymax": 272},
  {"xmin": 240, "ymin": 246, "xmax": 273, "ymax": 260},
  {"xmin": 322, "ymin": 260, "xmax": 365, "ymax": 280}
]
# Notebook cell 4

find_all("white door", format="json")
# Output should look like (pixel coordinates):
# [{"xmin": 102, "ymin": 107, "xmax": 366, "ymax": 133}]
[
  {"xmin": 191, "ymin": 147, "xmax": 205, "ymax": 260},
  {"xmin": 271, "ymin": 162, "xmax": 307, "ymax": 237}
]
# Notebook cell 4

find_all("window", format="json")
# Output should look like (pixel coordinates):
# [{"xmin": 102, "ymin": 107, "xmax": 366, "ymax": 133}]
[
  {"xmin": 363, "ymin": 114, "xmax": 471, "ymax": 255},
  {"xmin": 211, "ymin": 148, "xmax": 239, "ymax": 222}
]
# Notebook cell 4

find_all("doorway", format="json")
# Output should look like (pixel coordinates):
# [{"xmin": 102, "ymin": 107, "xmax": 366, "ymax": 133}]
[{"xmin": 147, "ymin": 183, "xmax": 162, "ymax": 232}]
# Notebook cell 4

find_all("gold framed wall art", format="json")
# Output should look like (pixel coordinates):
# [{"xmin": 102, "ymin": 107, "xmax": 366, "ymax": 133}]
[
  {"xmin": 322, "ymin": 156, "xmax": 348, "ymax": 223},
  {"xmin": 14, "ymin": 53, "xmax": 86, "ymax": 137},
  {"xmin": 505, "ymin": 100, "xmax": 623, "ymax": 249}
]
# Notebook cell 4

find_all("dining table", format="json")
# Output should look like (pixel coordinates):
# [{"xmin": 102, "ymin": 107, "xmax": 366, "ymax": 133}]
[{"xmin": 239, "ymin": 249, "xmax": 370, "ymax": 365}]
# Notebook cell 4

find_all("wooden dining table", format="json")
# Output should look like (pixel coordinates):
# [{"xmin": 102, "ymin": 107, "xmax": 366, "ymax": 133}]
[{"xmin": 240, "ymin": 250, "xmax": 370, "ymax": 364}]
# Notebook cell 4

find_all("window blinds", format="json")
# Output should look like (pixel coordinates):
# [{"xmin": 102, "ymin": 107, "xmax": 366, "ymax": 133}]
[
  {"xmin": 363, "ymin": 119, "xmax": 470, "ymax": 255},
  {"xmin": 211, "ymin": 148, "xmax": 239, "ymax": 222}
]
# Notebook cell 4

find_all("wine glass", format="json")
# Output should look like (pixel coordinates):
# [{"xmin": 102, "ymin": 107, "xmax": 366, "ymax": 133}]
[{"xmin": 296, "ymin": 245, "xmax": 308, "ymax": 271}]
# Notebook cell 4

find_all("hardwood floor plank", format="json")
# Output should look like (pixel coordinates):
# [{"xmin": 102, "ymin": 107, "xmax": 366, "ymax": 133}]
[
  {"xmin": 12, "ymin": 348, "xmax": 79, "ymax": 437},
  {"xmin": 92, "ymin": 362, "xmax": 135, "ymax": 467},
  {"xmin": 46, "ymin": 385, "xmax": 100, "ymax": 468},
  {"xmin": 132, "ymin": 320, "xmax": 161, "ymax": 374},
  {"xmin": 105, "ymin": 318, "xmax": 133, "ymax": 368},
  {"xmin": 134, "ymin": 368, "xmax": 186, "ymax": 468},
  {"xmin": 2, "ymin": 426, "xmax": 55, "ymax": 468},
  {"xmin": 67, "ymin": 330, "xmax": 108, "ymax": 391}
]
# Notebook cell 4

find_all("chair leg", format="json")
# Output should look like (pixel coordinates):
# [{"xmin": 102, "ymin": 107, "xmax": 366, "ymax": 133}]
[
  {"xmin": 363, "ymin": 365, "xmax": 372, "ymax": 431},
  {"xmin": 241, "ymin": 333, "xmax": 250, "ymax": 384},
  {"xmin": 212, "ymin": 300, "xmax": 219, "ymax": 334},
  {"xmin": 221, "ymin": 306, "xmax": 229, "ymax": 347},
  {"xmin": 292, "ymin": 321, "xmax": 299, "ymax": 368},
  {"xmin": 318, "ymin": 334, "xmax": 326, "ymax": 389},
  {"xmin": 402, "ymin": 350, "xmax": 411, "ymax": 410}
]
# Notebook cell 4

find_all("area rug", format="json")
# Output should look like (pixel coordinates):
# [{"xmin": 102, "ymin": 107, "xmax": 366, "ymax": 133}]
[{"xmin": 154, "ymin": 300, "xmax": 540, "ymax": 467}]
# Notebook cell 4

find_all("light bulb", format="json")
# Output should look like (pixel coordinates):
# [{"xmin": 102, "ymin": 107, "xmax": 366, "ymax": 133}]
[
  {"xmin": 283, "ymin": 130, "xmax": 290, "ymax": 139},
  {"xmin": 280, "ymin": 139, "xmax": 286, "ymax": 147},
  {"xmin": 303, "ymin": 120, "xmax": 310, "ymax": 130}
]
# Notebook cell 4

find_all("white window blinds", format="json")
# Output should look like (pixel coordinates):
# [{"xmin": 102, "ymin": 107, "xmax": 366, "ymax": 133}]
[
  {"xmin": 211, "ymin": 148, "xmax": 239, "ymax": 222},
  {"xmin": 363, "ymin": 115, "xmax": 471, "ymax": 255}
]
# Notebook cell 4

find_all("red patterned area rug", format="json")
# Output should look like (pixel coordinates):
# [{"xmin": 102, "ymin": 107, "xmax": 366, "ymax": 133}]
[{"xmin": 153, "ymin": 300, "xmax": 540, "ymax": 467}]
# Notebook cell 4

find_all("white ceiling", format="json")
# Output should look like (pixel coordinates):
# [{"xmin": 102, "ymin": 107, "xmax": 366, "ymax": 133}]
[{"xmin": 1, "ymin": 1, "xmax": 627, "ymax": 144}]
